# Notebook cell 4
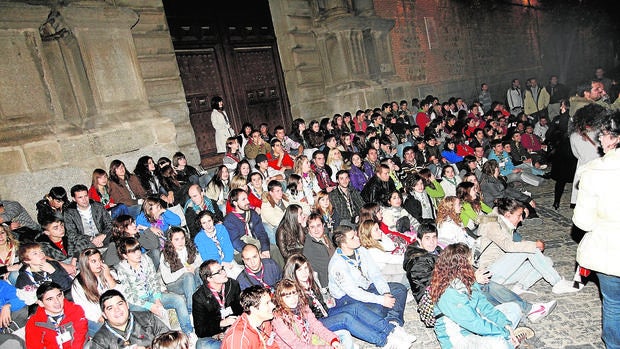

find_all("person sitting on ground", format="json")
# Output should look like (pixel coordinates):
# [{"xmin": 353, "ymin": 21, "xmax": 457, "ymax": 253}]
[
  {"xmin": 313, "ymin": 191, "xmax": 340, "ymax": 236},
  {"xmin": 403, "ymin": 173, "xmax": 437, "ymax": 223},
  {"xmin": 403, "ymin": 223, "xmax": 443, "ymax": 303},
  {"xmin": 25, "ymin": 281, "xmax": 88, "ymax": 349},
  {"xmin": 0, "ymin": 199, "xmax": 40, "ymax": 242},
  {"xmin": 0, "ymin": 225, "xmax": 21, "ymax": 284},
  {"xmin": 430, "ymin": 243, "xmax": 534, "ymax": 349},
  {"xmin": 15, "ymin": 242, "xmax": 73, "ymax": 302},
  {"xmin": 103, "ymin": 214, "xmax": 160, "ymax": 268},
  {"xmin": 236, "ymin": 244, "xmax": 282, "ymax": 291},
  {"xmin": 439, "ymin": 165, "xmax": 462, "ymax": 197},
  {"xmin": 172, "ymin": 151, "xmax": 202, "ymax": 187},
  {"xmin": 193, "ymin": 260, "xmax": 243, "ymax": 348},
  {"xmin": 183, "ymin": 184, "xmax": 224, "ymax": 239},
  {"xmin": 285, "ymin": 253, "xmax": 397, "ymax": 349},
  {"xmin": 329, "ymin": 170, "xmax": 365, "ymax": 228},
  {"xmin": 349, "ymin": 153, "xmax": 374, "ymax": 192},
  {"xmin": 108, "ymin": 160, "xmax": 147, "ymax": 217},
  {"xmin": 0, "ymin": 279, "xmax": 28, "ymax": 336},
  {"xmin": 35, "ymin": 214, "xmax": 92, "ymax": 277},
  {"xmin": 205, "ymin": 165, "xmax": 231, "ymax": 214},
  {"xmin": 272, "ymin": 279, "xmax": 343, "ymax": 349},
  {"xmin": 91, "ymin": 289, "xmax": 170, "ymax": 349},
  {"xmin": 160, "ymin": 227, "xmax": 202, "ymax": 317},
  {"xmin": 71, "ymin": 248, "xmax": 121, "ymax": 337},
  {"xmin": 89, "ymin": 169, "xmax": 129, "ymax": 219},
  {"xmin": 302, "ymin": 214, "xmax": 336, "ymax": 287},
  {"xmin": 224, "ymin": 189, "xmax": 284, "ymax": 267},
  {"xmin": 275, "ymin": 204, "xmax": 307, "ymax": 260},
  {"xmin": 436, "ymin": 196, "xmax": 477, "ymax": 249},
  {"xmin": 381, "ymin": 190, "xmax": 420, "ymax": 236},
  {"xmin": 358, "ymin": 220, "xmax": 406, "ymax": 285},
  {"xmin": 221, "ymin": 285, "xmax": 278, "ymax": 349},
  {"xmin": 193, "ymin": 210, "xmax": 242, "ymax": 279},
  {"xmin": 152, "ymin": 331, "xmax": 190, "ymax": 349},
  {"xmin": 244, "ymin": 129, "xmax": 272, "ymax": 162},
  {"xmin": 361, "ymin": 164, "xmax": 397, "ymax": 205},
  {"xmin": 477, "ymin": 198, "xmax": 581, "ymax": 295},
  {"xmin": 115, "ymin": 237, "xmax": 194, "ymax": 336},
  {"xmin": 64, "ymin": 184, "xmax": 113, "ymax": 249},
  {"xmin": 312, "ymin": 151, "xmax": 337, "ymax": 192},
  {"xmin": 359, "ymin": 203, "xmax": 415, "ymax": 247},
  {"xmin": 261, "ymin": 180, "xmax": 290, "ymax": 243},
  {"xmin": 328, "ymin": 226, "xmax": 416, "ymax": 347},
  {"xmin": 135, "ymin": 196, "xmax": 182, "ymax": 251},
  {"xmin": 267, "ymin": 139, "xmax": 295, "ymax": 172},
  {"xmin": 254, "ymin": 154, "xmax": 285, "ymax": 186},
  {"xmin": 36, "ymin": 186, "xmax": 69, "ymax": 225},
  {"xmin": 456, "ymin": 181, "xmax": 491, "ymax": 231}
]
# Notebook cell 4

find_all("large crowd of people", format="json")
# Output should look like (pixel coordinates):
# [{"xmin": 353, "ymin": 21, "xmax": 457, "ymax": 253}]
[{"xmin": 0, "ymin": 70, "xmax": 619, "ymax": 349}]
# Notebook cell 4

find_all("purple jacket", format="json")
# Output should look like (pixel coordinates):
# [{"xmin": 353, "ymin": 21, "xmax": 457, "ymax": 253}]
[{"xmin": 349, "ymin": 161, "xmax": 374, "ymax": 192}]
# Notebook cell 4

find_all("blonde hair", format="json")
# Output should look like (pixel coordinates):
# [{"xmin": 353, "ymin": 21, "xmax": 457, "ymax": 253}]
[
  {"xmin": 230, "ymin": 174, "xmax": 248, "ymax": 190},
  {"xmin": 358, "ymin": 219, "xmax": 384, "ymax": 251},
  {"xmin": 326, "ymin": 148, "xmax": 350, "ymax": 170},
  {"xmin": 436, "ymin": 196, "xmax": 462, "ymax": 226},
  {"xmin": 294, "ymin": 155, "xmax": 315, "ymax": 180}
]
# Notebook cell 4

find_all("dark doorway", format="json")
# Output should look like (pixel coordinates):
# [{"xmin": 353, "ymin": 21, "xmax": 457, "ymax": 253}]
[{"xmin": 164, "ymin": 0, "xmax": 292, "ymax": 167}]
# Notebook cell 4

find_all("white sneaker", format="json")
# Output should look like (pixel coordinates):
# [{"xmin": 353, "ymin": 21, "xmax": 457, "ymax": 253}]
[
  {"xmin": 522, "ymin": 190, "xmax": 532, "ymax": 197},
  {"xmin": 405, "ymin": 292, "xmax": 415, "ymax": 303},
  {"xmin": 510, "ymin": 284, "xmax": 537, "ymax": 296},
  {"xmin": 539, "ymin": 164, "xmax": 548, "ymax": 170},
  {"xmin": 383, "ymin": 330, "xmax": 399, "ymax": 349},
  {"xmin": 391, "ymin": 324, "xmax": 417, "ymax": 344},
  {"xmin": 527, "ymin": 299, "xmax": 557, "ymax": 323},
  {"xmin": 552, "ymin": 279, "xmax": 583, "ymax": 294},
  {"xmin": 188, "ymin": 332, "xmax": 198, "ymax": 345}
]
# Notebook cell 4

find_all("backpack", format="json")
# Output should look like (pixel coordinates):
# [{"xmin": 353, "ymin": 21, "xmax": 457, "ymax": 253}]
[{"xmin": 417, "ymin": 287, "xmax": 443, "ymax": 327}]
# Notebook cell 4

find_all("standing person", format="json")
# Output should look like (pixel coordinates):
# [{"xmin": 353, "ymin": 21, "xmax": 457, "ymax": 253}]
[
  {"xmin": 91, "ymin": 289, "xmax": 170, "ymax": 349},
  {"xmin": 524, "ymin": 77, "xmax": 550, "ymax": 123},
  {"xmin": 506, "ymin": 79, "xmax": 524, "ymax": 116},
  {"xmin": 25, "ymin": 282, "xmax": 88, "ymax": 349},
  {"xmin": 221, "ymin": 285, "xmax": 279, "ymax": 349},
  {"xmin": 71, "ymin": 248, "xmax": 121, "ymax": 337},
  {"xmin": 193, "ymin": 260, "xmax": 243, "ymax": 349},
  {"xmin": 478, "ymin": 83, "xmax": 492, "ymax": 113},
  {"xmin": 545, "ymin": 100, "xmax": 577, "ymax": 209},
  {"xmin": 545, "ymin": 75, "xmax": 569, "ymax": 119},
  {"xmin": 211, "ymin": 96, "xmax": 235, "ymax": 154},
  {"xmin": 573, "ymin": 110, "xmax": 620, "ymax": 349}
]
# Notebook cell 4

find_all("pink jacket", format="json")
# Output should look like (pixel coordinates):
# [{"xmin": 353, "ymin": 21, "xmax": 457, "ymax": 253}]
[{"xmin": 272, "ymin": 306, "xmax": 338, "ymax": 349}]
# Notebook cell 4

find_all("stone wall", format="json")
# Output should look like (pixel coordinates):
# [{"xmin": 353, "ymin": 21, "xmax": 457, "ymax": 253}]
[
  {"xmin": 0, "ymin": 0, "xmax": 194, "ymax": 217},
  {"xmin": 270, "ymin": 0, "xmax": 615, "ymax": 120}
]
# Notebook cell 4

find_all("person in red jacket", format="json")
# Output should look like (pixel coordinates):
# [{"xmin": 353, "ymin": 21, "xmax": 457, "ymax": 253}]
[{"xmin": 26, "ymin": 281, "xmax": 88, "ymax": 349}]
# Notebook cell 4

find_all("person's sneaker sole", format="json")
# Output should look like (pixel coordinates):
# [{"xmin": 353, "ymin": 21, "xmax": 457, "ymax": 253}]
[{"xmin": 514, "ymin": 326, "xmax": 535, "ymax": 343}]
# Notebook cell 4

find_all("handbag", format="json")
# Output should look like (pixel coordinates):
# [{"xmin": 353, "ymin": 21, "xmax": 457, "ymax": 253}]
[{"xmin": 417, "ymin": 288, "xmax": 443, "ymax": 328}]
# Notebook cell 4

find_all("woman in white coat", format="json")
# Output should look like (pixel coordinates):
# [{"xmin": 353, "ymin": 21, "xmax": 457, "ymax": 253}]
[
  {"xmin": 210, "ymin": 96, "xmax": 235, "ymax": 153},
  {"xmin": 573, "ymin": 110, "xmax": 620, "ymax": 349}
]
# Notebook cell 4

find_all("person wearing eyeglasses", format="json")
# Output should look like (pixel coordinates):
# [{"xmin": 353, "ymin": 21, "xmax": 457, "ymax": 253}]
[{"xmin": 192, "ymin": 260, "xmax": 243, "ymax": 349}]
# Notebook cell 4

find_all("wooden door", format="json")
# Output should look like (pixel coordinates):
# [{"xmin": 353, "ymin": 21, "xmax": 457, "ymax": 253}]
[{"xmin": 165, "ymin": 0, "xmax": 291, "ymax": 168}]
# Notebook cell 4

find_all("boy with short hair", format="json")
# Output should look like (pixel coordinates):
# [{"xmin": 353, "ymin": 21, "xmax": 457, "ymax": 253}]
[
  {"xmin": 15, "ymin": 242, "xmax": 73, "ymax": 302},
  {"xmin": 403, "ymin": 223, "xmax": 443, "ymax": 303}
]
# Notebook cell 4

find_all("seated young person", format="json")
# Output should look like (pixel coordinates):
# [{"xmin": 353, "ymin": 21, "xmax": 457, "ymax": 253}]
[
  {"xmin": 272, "ymin": 279, "xmax": 342, "ymax": 349},
  {"xmin": 193, "ymin": 260, "xmax": 244, "ymax": 349},
  {"xmin": 25, "ymin": 281, "xmax": 88, "ymax": 349},
  {"xmin": 36, "ymin": 214, "xmax": 93, "ymax": 277},
  {"xmin": 328, "ymin": 226, "xmax": 416, "ymax": 346},
  {"xmin": 221, "ymin": 285, "xmax": 278, "ymax": 349},
  {"xmin": 358, "ymin": 220, "xmax": 406, "ymax": 285},
  {"xmin": 160, "ymin": 227, "xmax": 202, "ymax": 316},
  {"xmin": 430, "ymin": 244, "xmax": 534, "ymax": 349},
  {"xmin": 0, "ymin": 279, "xmax": 28, "ymax": 333},
  {"xmin": 103, "ymin": 214, "xmax": 160, "ymax": 268},
  {"xmin": 115, "ymin": 237, "xmax": 194, "ymax": 336},
  {"xmin": 236, "ymin": 244, "xmax": 282, "ymax": 291},
  {"xmin": 15, "ymin": 242, "xmax": 73, "ymax": 303},
  {"xmin": 71, "ymin": 248, "xmax": 121, "ymax": 338},
  {"xmin": 193, "ymin": 210, "xmax": 242, "ymax": 279},
  {"xmin": 91, "ymin": 289, "xmax": 170, "ymax": 349}
]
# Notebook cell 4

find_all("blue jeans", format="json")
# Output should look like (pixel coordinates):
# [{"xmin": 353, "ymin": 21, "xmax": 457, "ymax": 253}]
[
  {"xmin": 488, "ymin": 250, "xmax": 561, "ymax": 289},
  {"xmin": 165, "ymin": 272, "xmax": 202, "ymax": 314},
  {"xmin": 334, "ymin": 282, "xmax": 407, "ymax": 326},
  {"xmin": 598, "ymin": 272, "xmax": 620, "ymax": 349},
  {"xmin": 323, "ymin": 301, "xmax": 394, "ymax": 347},
  {"xmin": 196, "ymin": 337, "xmax": 221, "ymax": 349},
  {"xmin": 480, "ymin": 281, "xmax": 531, "ymax": 314},
  {"xmin": 263, "ymin": 224, "xmax": 277, "ymax": 244},
  {"xmin": 126, "ymin": 204, "xmax": 142, "ymax": 218},
  {"xmin": 130, "ymin": 292, "xmax": 193, "ymax": 334},
  {"xmin": 87, "ymin": 320, "xmax": 103, "ymax": 338}
]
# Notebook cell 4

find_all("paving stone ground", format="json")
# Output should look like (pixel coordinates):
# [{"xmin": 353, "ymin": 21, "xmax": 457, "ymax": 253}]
[{"xmin": 365, "ymin": 181, "xmax": 604, "ymax": 349}]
